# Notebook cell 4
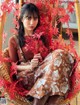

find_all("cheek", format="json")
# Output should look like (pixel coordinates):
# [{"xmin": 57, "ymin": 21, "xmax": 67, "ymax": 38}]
[
  {"xmin": 35, "ymin": 20, "xmax": 38, "ymax": 25},
  {"xmin": 23, "ymin": 20, "xmax": 29, "ymax": 26}
]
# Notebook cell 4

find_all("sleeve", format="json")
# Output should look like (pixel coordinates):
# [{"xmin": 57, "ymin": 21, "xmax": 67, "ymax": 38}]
[{"xmin": 8, "ymin": 36, "xmax": 19, "ymax": 62}]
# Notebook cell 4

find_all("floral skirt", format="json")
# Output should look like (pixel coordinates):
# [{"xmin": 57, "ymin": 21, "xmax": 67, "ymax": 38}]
[{"xmin": 27, "ymin": 49, "xmax": 75, "ymax": 99}]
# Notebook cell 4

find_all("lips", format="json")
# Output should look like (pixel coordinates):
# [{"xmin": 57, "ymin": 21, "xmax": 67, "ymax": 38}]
[{"xmin": 30, "ymin": 26, "xmax": 34, "ymax": 29}]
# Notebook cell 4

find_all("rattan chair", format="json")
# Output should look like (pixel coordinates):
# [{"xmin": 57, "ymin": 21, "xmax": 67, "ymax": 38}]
[{"xmin": 0, "ymin": 48, "xmax": 32, "ymax": 105}]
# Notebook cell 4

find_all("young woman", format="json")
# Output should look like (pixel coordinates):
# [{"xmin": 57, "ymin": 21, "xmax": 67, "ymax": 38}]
[{"xmin": 8, "ymin": 3, "xmax": 75, "ymax": 105}]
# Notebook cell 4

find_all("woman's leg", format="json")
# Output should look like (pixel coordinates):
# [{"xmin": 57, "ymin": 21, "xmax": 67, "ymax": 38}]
[
  {"xmin": 33, "ymin": 95, "xmax": 49, "ymax": 105},
  {"xmin": 45, "ymin": 95, "xmax": 67, "ymax": 105}
]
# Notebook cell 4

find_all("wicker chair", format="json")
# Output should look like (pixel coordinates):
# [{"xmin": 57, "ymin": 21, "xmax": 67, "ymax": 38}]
[{"xmin": 0, "ymin": 48, "xmax": 32, "ymax": 105}]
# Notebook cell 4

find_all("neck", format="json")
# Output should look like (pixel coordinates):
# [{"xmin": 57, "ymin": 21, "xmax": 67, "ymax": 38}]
[{"xmin": 24, "ymin": 29, "xmax": 33, "ymax": 36}]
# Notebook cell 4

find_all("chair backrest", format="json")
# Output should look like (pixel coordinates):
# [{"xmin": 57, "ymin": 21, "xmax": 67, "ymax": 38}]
[{"xmin": 0, "ymin": 48, "xmax": 11, "ymax": 81}]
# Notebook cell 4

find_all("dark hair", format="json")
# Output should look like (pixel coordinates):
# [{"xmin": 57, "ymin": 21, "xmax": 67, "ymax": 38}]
[{"xmin": 18, "ymin": 3, "xmax": 40, "ymax": 47}]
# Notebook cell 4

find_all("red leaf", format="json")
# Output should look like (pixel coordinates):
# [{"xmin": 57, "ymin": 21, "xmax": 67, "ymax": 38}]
[
  {"xmin": 59, "ymin": 14, "xmax": 70, "ymax": 24},
  {"xmin": 58, "ymin": 8, "xmax": 66, "ymax": 16},
  {"xmin": 2, "ymin": 32, "xmax": 7, "ymax": 44},
  {"xmin": 0, "ymin": 78, "xmax": 4, "ymax": 88},
  {"xmin": 67, "ymin": 2, "xmax": 74, "ymax": 13},
  {"xmin": 10, "ymin": 28, "xmax": 18, "ymax": 35},
  {"xmin": 52, "ymin": 8, "xmax": 58, "ymax": 17}
]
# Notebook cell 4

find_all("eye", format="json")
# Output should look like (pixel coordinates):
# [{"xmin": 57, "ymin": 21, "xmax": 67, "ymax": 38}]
[
  {"xmin": 26, "ymin": 16, "xmax": 32, "ymax": 20},
  {"xmin": 24, "ymin": 16, "xmax": 31, "ymax": 20},
  {"xmin": 27, "ymin": 16, "xmax": 32, "ymax": 20},
  {"xmin": 34, "ymin": 17, "xmax": 38, "ymax": 20}
]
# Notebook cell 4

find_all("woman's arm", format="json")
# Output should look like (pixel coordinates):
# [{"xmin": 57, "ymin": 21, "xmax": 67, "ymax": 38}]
[
  {"xmin": 17, "ymin": 63, "xmax": 32, "ymax": 71},
  {"xmin": 8, "ymin": 36, "xmax": 32, "ymax": 71},
  {"xmin": 17, "ymin": 53, "xmax": 42, "ymax": 71},
  {"xmin": 8, "ymin": 36, "xmax": 19, "ymax": 62},
  {"xmin": 17, "ymin": 53, "xmax": 42, "ymax": 77}
]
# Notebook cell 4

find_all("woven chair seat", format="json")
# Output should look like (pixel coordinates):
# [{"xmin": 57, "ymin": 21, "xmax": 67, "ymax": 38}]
[{"xmin": 0, "ymin": 48, "xmax": 32, "ymax": 105}]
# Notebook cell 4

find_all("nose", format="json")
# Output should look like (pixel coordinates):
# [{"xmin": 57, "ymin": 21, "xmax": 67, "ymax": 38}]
[{"xmin": 30, "ymin": 19, "xmax": 34, "ymax": 25}]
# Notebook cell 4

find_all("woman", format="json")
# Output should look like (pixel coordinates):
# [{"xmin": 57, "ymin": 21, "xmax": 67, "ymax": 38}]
[{"xmin": 8, "ymin": 3, "xmax": 75, "ymax": 105}]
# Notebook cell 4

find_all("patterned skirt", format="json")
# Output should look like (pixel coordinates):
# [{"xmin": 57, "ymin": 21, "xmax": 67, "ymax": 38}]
[{"xmin": 27, "ymin": 49, "xmax": 75, "ymax": 99}]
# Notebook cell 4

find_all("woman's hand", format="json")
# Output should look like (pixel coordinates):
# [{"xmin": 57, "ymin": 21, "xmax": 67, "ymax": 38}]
[
  {"xmin": 17, "ymin": 62, "xmax": 32, "ymax": 78},
  {"xmin": 16, "ymin": 53, "xmax": 42, "ymax": 78},
  {"xmin": 17, "ymin": 70, "xmax": 27, "ymax": 78},
  {"xmin": 30, "ymin": 53, "xmax": 42, "ymax": 69}
]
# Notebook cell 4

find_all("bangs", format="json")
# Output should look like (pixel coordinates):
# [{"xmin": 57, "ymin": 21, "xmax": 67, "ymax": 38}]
[{"xmin": 24, "ymin": 10, "xmax": 38, "ymax": 18}]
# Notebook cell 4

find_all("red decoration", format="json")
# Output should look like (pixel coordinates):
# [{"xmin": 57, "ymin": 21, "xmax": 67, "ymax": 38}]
[
  {"xmin": 0, "ymin": 0, "xmax": 80, "ymax": 102},
  {"xmin": 2, "ymin": 32, "xmax": 7, "ymax": 44}
]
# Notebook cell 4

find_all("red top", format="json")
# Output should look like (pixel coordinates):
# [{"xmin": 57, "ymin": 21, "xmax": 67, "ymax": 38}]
[{"xmin": 8, "ymin": 35, "xmax": 49, "ymax": 62}]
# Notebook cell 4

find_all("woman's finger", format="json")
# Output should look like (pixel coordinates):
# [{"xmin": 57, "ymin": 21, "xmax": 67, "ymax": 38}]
[
  {"xmin": 17, "ymin": 71, "xmax": 26, "ymax": 77},
  {"xmin": 31, "ymin": 59, "xmax": 38, "ymax": 63},
  {"xmin": 31, "ymin": 59, "xmax": 39, "ymax": 68},
  {"xmin": 34, "ymin": 53, "xmax": 42, "ymax": 59}
]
